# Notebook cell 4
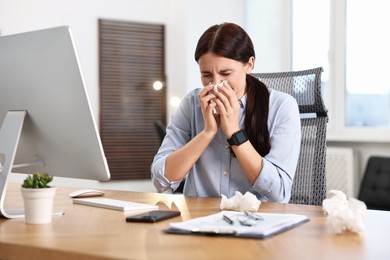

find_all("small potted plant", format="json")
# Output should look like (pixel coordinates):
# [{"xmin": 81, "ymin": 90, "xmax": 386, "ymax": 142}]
[{"xmin": 21, "ymin": 172, "xmax": 56, "ymax": 224}]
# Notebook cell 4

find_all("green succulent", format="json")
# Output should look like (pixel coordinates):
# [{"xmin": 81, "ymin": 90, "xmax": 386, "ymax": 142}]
[{"xmin": 22, "ymin": 172, "xmax": 53, "ymax": 189}]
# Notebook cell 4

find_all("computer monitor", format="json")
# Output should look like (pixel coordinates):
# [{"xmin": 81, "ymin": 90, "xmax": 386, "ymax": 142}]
[{"xmin": 0, "ymin": 26, "xmax": 111, "ymax": 218}]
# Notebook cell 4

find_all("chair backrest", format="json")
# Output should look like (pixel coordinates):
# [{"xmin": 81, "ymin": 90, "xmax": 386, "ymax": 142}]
[
  {"xmin": 153, "ymin": 120, "xmax": 167, "ymax": 144},
  {"xmin": 252, "ymin": 67, "xmax": 328, "ymax": 205},
  {"xmin": 358, "ymin": 156, "xmax": 390, "ymax": 211}
]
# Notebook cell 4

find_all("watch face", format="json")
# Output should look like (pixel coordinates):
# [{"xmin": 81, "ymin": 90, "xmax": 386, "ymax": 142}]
[
  {"xmin": 228, "ymin": 129, "xmax": 248, "ymax": 146},
  {"xmin": 235, "ymin": 130, "xmax": 248, "ymax": 143}
]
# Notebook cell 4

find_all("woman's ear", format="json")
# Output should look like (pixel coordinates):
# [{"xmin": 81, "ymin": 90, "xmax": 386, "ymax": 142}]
[{"xmin": 246, "ymin": 56, "xmax": 255, "ymax": 73}]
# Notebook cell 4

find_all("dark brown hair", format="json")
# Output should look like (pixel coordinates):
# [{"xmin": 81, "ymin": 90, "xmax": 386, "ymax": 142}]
[{"xmin": 194, "ymin": 23, "xmax": 271, "ymax": 156}]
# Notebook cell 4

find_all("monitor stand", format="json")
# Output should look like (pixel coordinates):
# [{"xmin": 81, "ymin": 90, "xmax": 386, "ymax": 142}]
[
  {"xmin": 0, "ymin": 111, "xmax": 26, "ymax": 218},
  {"xmin": 0, "ymin": 111, "xmax": 63, "ymax": 219}
]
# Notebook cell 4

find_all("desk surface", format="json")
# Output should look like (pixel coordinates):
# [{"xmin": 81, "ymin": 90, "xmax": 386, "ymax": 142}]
[{"xmin": 1, "ymin": 183, "xmax": 389, "ymax": 260}]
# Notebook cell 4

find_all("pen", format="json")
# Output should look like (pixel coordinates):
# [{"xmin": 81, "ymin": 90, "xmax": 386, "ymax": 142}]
[
  {"xmin": 244, "ymin": 211, "xmax": 264, "ymax": 221},
  {"xmin": 222, "ymin": 215, "xmax": 234, "ymax": 225}
]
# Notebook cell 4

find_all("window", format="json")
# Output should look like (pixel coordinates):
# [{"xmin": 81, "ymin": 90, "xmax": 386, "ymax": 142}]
[
  {"xmin": 292, "ymin": 0, "xmax": 390, "ymax": 141},
  {"xmin": 345, "ymin": 0, "xmax": 390, "ymax": 127}
]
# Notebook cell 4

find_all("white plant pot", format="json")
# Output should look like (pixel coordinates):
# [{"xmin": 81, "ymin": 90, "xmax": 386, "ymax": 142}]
[{"xmin": 21, "ymin": 187, "xmax": 57, "ymax": 224}]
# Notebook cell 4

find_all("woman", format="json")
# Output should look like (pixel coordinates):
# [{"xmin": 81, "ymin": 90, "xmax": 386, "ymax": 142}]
[{"xmin": 151, "ymin": 22, "xmax": 300, "ymax": 202}]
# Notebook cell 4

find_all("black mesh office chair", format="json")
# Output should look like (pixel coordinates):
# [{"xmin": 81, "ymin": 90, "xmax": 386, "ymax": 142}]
[
  {"xmin": 358, "ymin": 156, "xmax": 390, "ymax": 211},
  {"xmin": 252, "ymin": 67, "xmax": 328, "ymax": 205},
  {"xmin": 153, "ymin": 120, "xmax": 167, "ymax": 145}
]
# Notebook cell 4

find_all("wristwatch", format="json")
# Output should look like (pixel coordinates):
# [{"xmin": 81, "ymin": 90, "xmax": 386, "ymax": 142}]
[{"xmin": 227, "ymin": 129, "xmax": 248, "ymax": 146}]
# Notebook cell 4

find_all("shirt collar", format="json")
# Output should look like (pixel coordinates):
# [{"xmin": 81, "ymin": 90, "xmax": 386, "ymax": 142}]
[{"xmin": 239, "ymin": 94, "xmax": 247, "ymax": 109}]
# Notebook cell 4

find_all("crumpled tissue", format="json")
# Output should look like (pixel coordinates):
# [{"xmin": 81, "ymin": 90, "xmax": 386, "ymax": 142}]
[
  {"xmin": 220, "ymin": 191, "xmax": 261, "ymax": 212},
  {"xmin": 322, "ymin": 190, "xmax": 367, "ymax": 234}
]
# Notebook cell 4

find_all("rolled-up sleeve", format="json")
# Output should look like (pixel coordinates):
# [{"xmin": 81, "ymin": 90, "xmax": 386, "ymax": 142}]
[{"xmin": 151, "ymin": 91, "xmax": 195, "ymax": 192}]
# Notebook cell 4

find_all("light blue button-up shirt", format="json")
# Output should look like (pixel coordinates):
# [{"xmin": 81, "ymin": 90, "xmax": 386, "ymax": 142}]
[{"xmin": 151, "ymin": 88, "xmax": 301, "ymax": 202}]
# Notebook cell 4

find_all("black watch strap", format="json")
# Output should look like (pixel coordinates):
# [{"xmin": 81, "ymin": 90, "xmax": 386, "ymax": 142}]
[{"xmin": 227, "ymin": 129, "xmax": 248, "ymax": 146}]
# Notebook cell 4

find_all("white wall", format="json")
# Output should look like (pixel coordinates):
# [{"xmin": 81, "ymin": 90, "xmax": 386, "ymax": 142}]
[
  {"xmin": 0, "ymin": 0, "xmax": 169, "ymax": 122},
  {"xmin": 0, "ymin": 0, "xmax": 245, "ymax": 191},
  {"xmin": 244, "ymin": 0, "xmax": 292, "ymax": 73}
]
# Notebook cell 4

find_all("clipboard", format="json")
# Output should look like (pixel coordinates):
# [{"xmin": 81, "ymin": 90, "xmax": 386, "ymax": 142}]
[{"xmin": 165, "ymin": 210, "xmax": 309, "ymax": 239}]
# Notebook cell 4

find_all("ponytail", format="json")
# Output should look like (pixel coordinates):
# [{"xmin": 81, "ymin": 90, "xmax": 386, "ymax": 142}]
[{"xmin": 245, "ymin": 75, "xmax": 271, "ymax": 156}]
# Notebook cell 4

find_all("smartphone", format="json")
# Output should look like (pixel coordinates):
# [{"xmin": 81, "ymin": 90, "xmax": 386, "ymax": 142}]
[{"xmin": 126, "ymin": 210, "xmax": 181, "ymax": 223}]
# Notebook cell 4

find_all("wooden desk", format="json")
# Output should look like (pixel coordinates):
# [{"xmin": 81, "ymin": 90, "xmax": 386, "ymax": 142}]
[{"xmin": 1, "ymin": 183, "xmax": 389, "ymax": 260}]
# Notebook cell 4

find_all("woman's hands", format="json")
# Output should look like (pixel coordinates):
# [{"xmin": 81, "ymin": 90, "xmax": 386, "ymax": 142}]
[
  {"xmin": 198, "ymin": 84, "xmax": 219, "ymax": 137},
  {"xmin": 198, "ymin": 81, "xmax": 241, "ymax": 139},
  {"xmin": 214, "ymin": 81, "xmax": 241, "ymax": 138}
]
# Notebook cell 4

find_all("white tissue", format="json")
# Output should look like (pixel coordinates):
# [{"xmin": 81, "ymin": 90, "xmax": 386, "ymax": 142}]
[
  {"xmin": 207, "ymin": 80, "xmax": 227, "ymax": 115},
  {"xmin": 220, "ymin": 191, "xmax": 261, "ymax": 212},
  {"xmin": 322, "ymin": 190, "xmax": 367, "ymax": 234},
  {"xmin": 209, "ymin": 80, "xmax": 227, "ymax": 91}
]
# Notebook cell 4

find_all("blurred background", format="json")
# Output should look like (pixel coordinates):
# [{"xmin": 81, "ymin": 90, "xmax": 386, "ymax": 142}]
[{"xmin": 1, "ymin": 0, "xmax": 390, "ymax": 198}]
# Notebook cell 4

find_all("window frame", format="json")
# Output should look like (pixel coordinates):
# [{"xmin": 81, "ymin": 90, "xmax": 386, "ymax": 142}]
[
  {"xmin": 246, "ymin": 0, "xmax": 390, "ymax": 142},
  {"xmin": 326, "ymin": 0, "xmax": 390, "ymax": 142}
]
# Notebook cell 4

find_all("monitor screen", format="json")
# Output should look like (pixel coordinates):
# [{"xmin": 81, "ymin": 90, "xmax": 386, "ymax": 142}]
[{"xmin": 0, "ymin": 26, "xmax": 111, "ymax": 217}]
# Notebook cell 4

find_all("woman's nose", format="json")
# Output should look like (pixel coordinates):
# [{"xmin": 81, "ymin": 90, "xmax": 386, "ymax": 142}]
[{"xmin": 211, "ymin": 77, "xmax": 224, "ymax": 85}]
